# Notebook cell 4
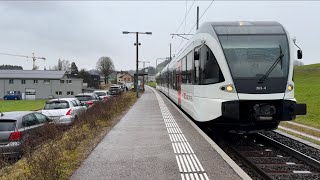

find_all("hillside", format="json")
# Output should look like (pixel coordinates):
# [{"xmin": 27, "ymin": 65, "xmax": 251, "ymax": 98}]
[{"xmin": 294, "ymin": 63, "xmax": 320, "ymax": 128}]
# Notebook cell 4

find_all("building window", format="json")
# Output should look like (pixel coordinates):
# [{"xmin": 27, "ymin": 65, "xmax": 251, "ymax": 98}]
[
  {"xmin": 55, "ymin": 91, "xmax": 62, "ymax": 95},
  {"xmin": 44, "ymin": 80, "xmax": 50, "ymax": 84},
  {"xmin": 67, "ymin": 91, "xmax": 74, "ymax": 95},
  {"xmin": 21, "ymin": 80, "xmax": 26, "ymax": 84},
  {"xmin": 60, "ymin": 80, "xmax": 64, "ymax": 84},
  {"xmin": 34, "ymin": 80, "xmax": 38, "ymax": 84},
  {"xmin": 9, "ymin": 79, "xmax": 14, "ymax": 84},
  {"xmin": 67, "ymin": 80, "xmax": 72, "ymax": 84}
]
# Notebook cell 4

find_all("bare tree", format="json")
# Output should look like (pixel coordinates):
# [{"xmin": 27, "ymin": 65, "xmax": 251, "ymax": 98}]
[
  {"xmin": 32, "ymin": 65, "xmax": 39, "ymax": 70},
  {"xmin": 58, "ymin": 59, "xmax": 63, "ymax": 70},
  {"xmin": 52, "ymin": 59, "xmax": 71, "ymax": 71},
  {"xmin": 96, "ymin": 57, "xmax": 115, "ymax": 84},
  {"xmin": 62, "ymin": 60, "xmax": 71, "ymax": 72}
]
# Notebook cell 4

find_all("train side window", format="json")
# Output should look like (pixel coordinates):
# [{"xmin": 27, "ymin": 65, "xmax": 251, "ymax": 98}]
[
  {"xmin": 169, "ymin": 69, "xmax": 171, "ymax": 88},
  {"xmin": 168, "ymin": 70, "xmax": 170, "ymax": 88},
  {"xmin": 172, "ymin": 69, "xmax": 177, "ymax": 89},
  {"xmin": 194, "ymin": 47, "xmax": 200, "ymax": 84},
  {"xmin": 200, "ymin": 45, "xmax": 225, "ymax": 84},
  {"xmin": 186, "ymin": 52, "xmax": 193, "ymax": 84},
  {"xmin": 182, "ymin": 57, "xmax": 187, "ymax": 84}
]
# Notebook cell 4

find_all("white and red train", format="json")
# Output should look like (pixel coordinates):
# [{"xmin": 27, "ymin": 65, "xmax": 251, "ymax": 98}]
[{"xmin": 156, "ymin": 21, "xmax": 306, "ymax": 132}]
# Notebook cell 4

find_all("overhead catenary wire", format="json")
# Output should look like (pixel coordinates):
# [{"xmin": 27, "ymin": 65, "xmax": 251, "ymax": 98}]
[
  {"xmin": 173, "ymin": 0, "xmax": 214, "ymax": 56},
  {"xmin": 187, "ymin": 0, "xmax": 214, "ymax": 34},
  {"xmin": 172, "ymin": 0, "xmax": 196, "ymax": 40},
  {"xmin": 170, "ymin": 0, "xmax": 196, "ymax": 58}
]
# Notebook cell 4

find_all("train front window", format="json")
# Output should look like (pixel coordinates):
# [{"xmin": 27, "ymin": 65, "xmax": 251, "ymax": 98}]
[{"xmin": 218, "ymin": 35, "xmax": 289, "ymax": 79}]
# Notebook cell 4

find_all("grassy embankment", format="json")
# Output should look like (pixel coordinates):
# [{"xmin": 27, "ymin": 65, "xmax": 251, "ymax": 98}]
[
  {"xmin": 147, "ymin": 81, "xmax": 156, "ymax": 88},
  {"xmin": 279, "ymin": 63, "xmax": 320, "ymax": 144},
  {"xmin": 0, "ymin": 100, "xmax": 46, "ymax": 112},
  {"xmin": 0, "ymin": 92, "xmax": 138, "ymax": 180},
  {"xmin": 291, "ymin": 63, "xmax": 320, "ymax": 128}
]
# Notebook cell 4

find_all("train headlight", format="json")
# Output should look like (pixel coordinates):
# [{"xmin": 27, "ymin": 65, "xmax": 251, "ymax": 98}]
[
  {"xmin": 287, "ymin": 84, "xmax": 294, "ymax": 91},
  {"xmin": 220, "ymin": 85, "xmax": 235, "ymax": 93},
  {"xmin": 226, "ymin": 85, "xmax": 234, "ymax": 92}
]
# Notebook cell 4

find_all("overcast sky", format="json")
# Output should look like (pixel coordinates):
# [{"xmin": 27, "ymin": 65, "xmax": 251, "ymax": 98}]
[{"xmin": 0, "ymin": 1, "xmax": 319, "ymax": 71}]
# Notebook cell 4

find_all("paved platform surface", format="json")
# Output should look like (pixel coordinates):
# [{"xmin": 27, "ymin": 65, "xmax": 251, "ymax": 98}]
[{"xmin": 71, "ymin": 87, "xmax": 244, "ymax": 180}]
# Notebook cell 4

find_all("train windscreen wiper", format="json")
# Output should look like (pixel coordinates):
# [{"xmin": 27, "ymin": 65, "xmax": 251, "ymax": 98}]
[{"xmin": 258, "ymin": 45, "xmax": 284, "ymax": 83}]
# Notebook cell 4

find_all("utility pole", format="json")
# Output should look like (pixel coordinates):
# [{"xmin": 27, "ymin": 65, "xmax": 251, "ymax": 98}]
[
  {"xmin": 122, "ymin": 31, "xmax": 152, "ymax": 98},
  {"xmin": 197, "ymin": 6, "xmax": 199, "ymax": 30},
  {"xmin": 170, "ymin": 43, "xmax": 172, "ymax": 61},
  {"xmin": 135, "ymin": 32, "xmax": 139, "ymax": 97},
  {"xmin": 139, "ymin": 61, "xmax": 150, "ymax": 91}
]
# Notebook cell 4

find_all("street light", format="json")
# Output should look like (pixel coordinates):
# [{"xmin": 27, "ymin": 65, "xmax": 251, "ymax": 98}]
[
  {"xmin": 122, "ymin": 31, "xmax": 152, "ymax": 98},
  {"xmin": 156, "ymin": 57, "xmax": 170, "ymax": 74}
]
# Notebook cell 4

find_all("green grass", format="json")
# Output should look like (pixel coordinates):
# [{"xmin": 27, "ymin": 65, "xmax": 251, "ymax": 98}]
[
  {"xmin": 0, "ymin": 100, "xmax": 46, "ymax": 112},
  {"xmin": 147, "ymin": 81, "xmax": 156, "ymax": 88},
  {"xmin": 279, "ymin": 128, "xmax": 320, "ymax": 146},
  {"xmin": 294, "ymin": 63, "xmax": 320, "ymax": 128},
  {"xmin": 280, "ymin": 122, "xmax": 320, "ymax": 137}
]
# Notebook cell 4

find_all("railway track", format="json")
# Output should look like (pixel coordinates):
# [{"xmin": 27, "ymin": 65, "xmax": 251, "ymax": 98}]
[{"xmin": 206, "ymin": 129, "xmax": 320, "ymax": 179}]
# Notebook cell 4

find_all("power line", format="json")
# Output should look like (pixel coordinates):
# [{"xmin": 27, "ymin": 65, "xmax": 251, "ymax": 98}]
[
  {"xmin": 173, "ymin": 0, "xmax": 196, "ymax": 38},
  {"xmin": 173, "ymin": 0, "xmax": 214, "ymax": 56},
  {"xmin": 171, "ymin": 0, "xmax": 196, "ymax": 57},
  {"xmin": 187, "ymin": 0, "xmax": 214, "ymax": 34}
]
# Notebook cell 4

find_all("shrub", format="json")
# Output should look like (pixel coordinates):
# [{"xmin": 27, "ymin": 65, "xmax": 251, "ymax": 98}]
[{"xmin": 0, "ymin": 92, "xmax": 137, "ymax": 180}]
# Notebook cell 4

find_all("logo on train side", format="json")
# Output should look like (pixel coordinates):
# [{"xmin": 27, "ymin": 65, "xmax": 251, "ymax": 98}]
[
  {"xmin": 256, "ymin": 86, "xmax": 267, "ymax": 90},
  {"xmin": 183, "ymin": 92, "xmax": 193, "ymax": 101}
]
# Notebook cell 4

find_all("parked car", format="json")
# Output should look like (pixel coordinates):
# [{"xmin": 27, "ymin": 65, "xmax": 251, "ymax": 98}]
[
  {"xmin": 0, "ymin": 111, "xmax": 51, "ymax": 157},
  {"xmin": 118, "ymin": 83, "xmax": 126, "ymax": 92},
  {"xmin": 109, "ymin": 85, "xmax": 122, "ymax": 95},
  {"xmin": 93, "ymin": 90, "xmax": 112, "ymax": 101},
  {"xmin": 125, "ymin": 82, "xmax": 134, "ymax": 91},
  {"xmin": 41, "ymin": 98, "xmax": 87, "ymax": 125},
  {"xmin": 75, "ymin": 93, "xmax": 101, "ymax": 107},
  {"xmin": 3, "ymin": 91, "xmax": 22, "ymax": 100}
]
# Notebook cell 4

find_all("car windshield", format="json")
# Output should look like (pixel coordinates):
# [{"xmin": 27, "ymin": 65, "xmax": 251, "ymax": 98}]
[
  {"xmin": 76, "ymin": 95, "xmax": 93, "ymax": 101},
  {"xmin": 218, "ymin": 34, "xmax": 289, "ymax": 79},
  {"xmin": 95, "ymin": 92, "xmax": 106, "ymax": 96},
  {"xmin": 0, "ymin": 120, "xmax": 16, "ymax": 131},
  {"xmin": 44, "ymin": 101, "xmax": 70, "ymax": 110}
]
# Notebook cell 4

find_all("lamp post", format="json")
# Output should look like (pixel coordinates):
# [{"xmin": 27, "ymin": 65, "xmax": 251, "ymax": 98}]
[{"xmin": 122, "ymin": 31, "xmax": 152, "ymax": 98}]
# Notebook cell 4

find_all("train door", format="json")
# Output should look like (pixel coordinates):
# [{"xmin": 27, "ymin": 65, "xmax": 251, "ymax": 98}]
[{"xmin": 177, "ymin": 60, "xmax": 182, "ymax": 106}]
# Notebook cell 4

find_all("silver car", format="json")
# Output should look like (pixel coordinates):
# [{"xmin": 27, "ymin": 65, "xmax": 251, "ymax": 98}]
[
  {"xmin": 75, "ymin": 93, "xmax": 101, "ymax": 107},
  {"xmin": 0, "ymin": 111, "xmax": 50, "ymax": 157},
  {"xmin": 41, "ymin": 98, "xmax": 87, "ymax": 125},
  {"xmin": 93, "ymin": 90, "xmax": 111, "ymax": 101}
]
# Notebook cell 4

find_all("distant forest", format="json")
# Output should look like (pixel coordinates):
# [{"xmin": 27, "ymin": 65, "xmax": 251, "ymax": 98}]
[{"xmin": 0, "ymin": 65, "xmax": 23, "ymax": 70}]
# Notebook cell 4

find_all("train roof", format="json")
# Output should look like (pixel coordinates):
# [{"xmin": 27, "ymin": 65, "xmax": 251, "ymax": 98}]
[
  {"xmin": 197, "ymin": 21, "xmax": 286, "ymax": 35},
  {"xmin": 156, "ymin": 21, "xmax": 287, "ymax": 77}
]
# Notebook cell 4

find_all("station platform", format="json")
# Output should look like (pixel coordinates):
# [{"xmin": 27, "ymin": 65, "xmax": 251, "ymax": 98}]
[{"xmin": 71, "ymin": 87, "xmax": 250, "ymax": 180}]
